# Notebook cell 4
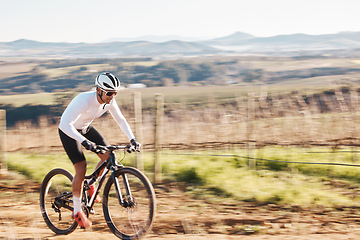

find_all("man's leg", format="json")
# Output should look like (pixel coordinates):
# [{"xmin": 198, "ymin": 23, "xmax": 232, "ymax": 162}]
[
  {"xmin": 84, "ymin": 126, "xmax": 110, "ymax": 178},
  {"xmin": 72, "ymin": 160, "xmax": 92, "ymax": 228},
  {"xmin": 88, "ymin": 152, "xmax": 110, "ymax": 203},
  {"xmin": 72, "ymin": 161, "xmax": 87, "ymax": 199},
  {"xmin": 95, "ymin": 152, "xmax": 110, "ymax": 173},
  {"xmin": 58, "ymin": 129, "xmax": 92, "ymax": 228}
]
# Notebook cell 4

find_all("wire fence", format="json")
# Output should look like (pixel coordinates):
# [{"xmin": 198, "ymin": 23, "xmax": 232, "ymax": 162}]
[
  {"xmin": 159, "ymin": 151, "xmax": 360, "ymax": 168},
  {"xmin": 2, "ymin": 86, "xmax": 360, "ymax": 173}
]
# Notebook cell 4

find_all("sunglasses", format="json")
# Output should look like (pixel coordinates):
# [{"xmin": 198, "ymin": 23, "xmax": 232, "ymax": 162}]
[{"xmin": 102, "ymin": 90, "xmax": 118, "ymax": 97}]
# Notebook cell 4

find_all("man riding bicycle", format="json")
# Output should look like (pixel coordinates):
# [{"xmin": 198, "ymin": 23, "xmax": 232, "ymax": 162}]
[{"xmin": 58, "ymin": 72, "xmax": 141, "ymax": 229}]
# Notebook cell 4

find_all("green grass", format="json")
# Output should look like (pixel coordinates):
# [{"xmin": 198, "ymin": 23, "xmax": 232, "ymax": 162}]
[
  {"xmin": 4, "ymin": 146, "xmax": 360, "ymax": 207},
  {"xmin": 252, "ymin": 146, "xmax": 360, "ymax": 181},
  {"xmin": 5, "ymin": 152, "xmax": 112, "ymax": 182},
  {"xmin": 157, "ymin": 148, "xmax": 360, "ymax": 206}
]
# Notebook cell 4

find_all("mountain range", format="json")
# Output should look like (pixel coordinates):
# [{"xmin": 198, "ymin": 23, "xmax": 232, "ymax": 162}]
[{"xmin": 1, "ymin": 31, "xmax": 360, "ymax": 58}]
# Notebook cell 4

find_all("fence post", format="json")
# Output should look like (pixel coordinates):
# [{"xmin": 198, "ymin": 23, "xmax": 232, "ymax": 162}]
[
  {"xmin": 247, "ymin": 92, "xmax": 256, "ymax": 169},
  {"xmin": 133, "ymin": 91, "xmax": 144, "ymax": 171},
  {"xmin": 0, "ymin": 110, "xmax": 6, "ymax": 172},
  {"xmin": 154, "ymin": 93, "xmax": 164, "ymax": 184},
  {"xmin": 39, "ymin": 116, "xmax": 48, "ymax": 153},
  {"xmin": 350, "ymin": 88, "xmax": 358, "ymax": 162}
]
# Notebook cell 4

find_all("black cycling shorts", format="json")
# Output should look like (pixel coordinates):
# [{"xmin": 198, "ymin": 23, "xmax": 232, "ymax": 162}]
[{"xmin": 59, "ymin": 126, "xmax": 109, "ymax": 164}]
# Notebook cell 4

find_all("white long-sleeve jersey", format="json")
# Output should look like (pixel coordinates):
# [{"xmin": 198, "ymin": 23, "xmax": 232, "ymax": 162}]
[{"xmin": 59, "ymin": 90, "xmax": 135, "ymax": 143}]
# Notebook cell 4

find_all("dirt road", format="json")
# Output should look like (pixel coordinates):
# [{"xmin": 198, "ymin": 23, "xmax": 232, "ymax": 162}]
[{"xmin": 1, "ymin": 171, "xmax": 360, "ymax": 240}]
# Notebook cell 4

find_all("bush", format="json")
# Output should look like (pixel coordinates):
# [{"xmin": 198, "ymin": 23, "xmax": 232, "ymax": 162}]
[{"xmin": 175, "ymin": 167, "xmax": 204, "ymax": 185}]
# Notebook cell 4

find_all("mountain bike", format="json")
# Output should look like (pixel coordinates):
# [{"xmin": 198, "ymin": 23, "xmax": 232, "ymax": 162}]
[{"xmin": 40, "ymin": 144, "xmax": 156, "ymax": 240}]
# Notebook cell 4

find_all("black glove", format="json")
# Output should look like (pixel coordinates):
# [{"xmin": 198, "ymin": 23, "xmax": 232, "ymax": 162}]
[
  {"xmin": 130, "ymin": 138, "xmax": 141, "ymax": 152},
  {"xmin": 81, "ymin": 140, "xmax": 97, "ymax": 152}
]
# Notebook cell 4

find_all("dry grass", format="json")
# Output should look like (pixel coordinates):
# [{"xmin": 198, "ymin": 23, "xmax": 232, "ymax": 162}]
[
  {"xmin": 4, "ymin": 86, "xmax": 360, "ymax": 153},
  {"xmin": 0, "ymin": 62, "xmax": 37, "ymax": 80}
]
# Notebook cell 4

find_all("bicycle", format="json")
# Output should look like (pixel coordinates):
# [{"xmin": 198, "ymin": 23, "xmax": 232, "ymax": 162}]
[{"xmin": 40, "ymin": 144, "xmax": 156, "ymax": 240}]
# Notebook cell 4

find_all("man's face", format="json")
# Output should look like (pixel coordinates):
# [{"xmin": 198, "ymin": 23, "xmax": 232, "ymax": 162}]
[{"xmin": 97, "ymin": 88, "xmax": 118, "ymax": 104}]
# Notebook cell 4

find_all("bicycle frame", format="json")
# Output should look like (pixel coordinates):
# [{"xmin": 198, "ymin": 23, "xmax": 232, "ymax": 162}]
[
  {"xmin": 83, "ymin": 149, "xmax": 131, "ymax": 212},
  {"xmin": 54, "ymin": 147, "xmax": 131, "ymax": 215}
]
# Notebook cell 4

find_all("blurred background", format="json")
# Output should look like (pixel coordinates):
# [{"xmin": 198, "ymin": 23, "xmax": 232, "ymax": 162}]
[{"xmin": 2, "ymin": 0, "xmax": 360, "ymax": 238}]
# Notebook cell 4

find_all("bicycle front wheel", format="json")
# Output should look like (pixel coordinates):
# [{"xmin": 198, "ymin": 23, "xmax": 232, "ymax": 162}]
[
  {"xmin": 40, "ymin": 168, "xmax": 77, "ymax": 235},
  {"xmin": 103, "ymin": 167, "xmax": 156, "ymax": 240}
]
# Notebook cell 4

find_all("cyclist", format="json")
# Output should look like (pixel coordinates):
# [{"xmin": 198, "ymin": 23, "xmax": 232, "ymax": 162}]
[{"xmin": 58, "ymin": 72, "xmax": 141, "ymax": 229}]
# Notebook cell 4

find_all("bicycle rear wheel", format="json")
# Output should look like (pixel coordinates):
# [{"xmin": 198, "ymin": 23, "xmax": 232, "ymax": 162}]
[
  {"xmin": 103, "ymin": 167, "xmax": 156, "ymax": 240},
  {"xmin": 40, "ymin": 168, "xmax": 77, "ymax": 235}
]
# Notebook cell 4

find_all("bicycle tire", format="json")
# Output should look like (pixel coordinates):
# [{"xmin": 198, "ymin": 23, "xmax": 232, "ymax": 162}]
[
  {"xmin": 102, "ymin": 167, "xmax": 156, "ymax": 240},
  {"xmin": 40, "ymin": 168, "xmax": 78, "ymax": 235}
]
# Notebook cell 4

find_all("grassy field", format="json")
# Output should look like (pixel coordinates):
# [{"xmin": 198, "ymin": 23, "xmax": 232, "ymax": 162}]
[
  {"xmin": 0, "ymin": 85, "xmax": 253, "ymax": 106},
  {"xmin": 2, "ymin": 57, "xmax": 360, "ymax": 208},
  {"xmin": 0, "ymin": 92, "xmax": 55, "ymax": 107},
  {"xmin": 5, "ymin": 146, "xmax": 360, "ymax": 208},
  {"xmin": 0, "ymin": 83, "xmax": 344, "ymax": 108},
  {"xmin": 0, "ymin": 85, "xmax": 252, "ymax": 108}
]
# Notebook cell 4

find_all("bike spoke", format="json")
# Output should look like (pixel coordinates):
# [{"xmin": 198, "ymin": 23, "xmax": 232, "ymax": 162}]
[
  {"xmin": 103, "ymin": 168, "xmax": 156, "ymax": 239},
  {"xmin": 40, "ymin": 169, "xmax": 77, "ymax": 235}
]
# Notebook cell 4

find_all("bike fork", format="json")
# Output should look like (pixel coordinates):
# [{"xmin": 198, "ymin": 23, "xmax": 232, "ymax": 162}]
[
  {"xmin": 111, "ymin": 169, "xmax": 133, "ymax": 207},
  {"xmin": 122, "ymin": 173, "xmax": 133, "ymax": 202},
  {"xmin": 112, "ymin": 171, "xmax": 124, "ymax": 206}
]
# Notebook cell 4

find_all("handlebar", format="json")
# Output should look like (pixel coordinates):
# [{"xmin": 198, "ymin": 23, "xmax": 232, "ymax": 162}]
[{"xmin": 92, "ymin": 144, "xmax": 138, "ymax": 154}]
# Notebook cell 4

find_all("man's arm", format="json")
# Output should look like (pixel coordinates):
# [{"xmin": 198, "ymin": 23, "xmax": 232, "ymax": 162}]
[
  {"xmin": 59, "ymin": 96, "xmax": 88, "ymax": 143},
  {"xmin": 108, "ymin": 99, "xmax": 135, "ymax": 140}
]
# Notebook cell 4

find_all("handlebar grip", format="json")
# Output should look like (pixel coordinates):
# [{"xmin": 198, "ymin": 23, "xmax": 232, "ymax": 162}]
[{"xmin": 92, "ymin": 145, "xmax": 108, "ymax": 154}]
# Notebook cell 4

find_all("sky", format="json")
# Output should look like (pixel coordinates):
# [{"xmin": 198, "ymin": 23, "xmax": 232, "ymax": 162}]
[{"xmin": 1, "ymin": 0, "xmax": 360, "ymax": 43}]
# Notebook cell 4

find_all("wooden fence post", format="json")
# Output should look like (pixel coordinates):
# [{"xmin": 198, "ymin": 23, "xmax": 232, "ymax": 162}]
[
  {"xmin": 0, "ymin": 110, "xmax": 6, "ymax": 172},
  {"xmin": 39, "ymin": 116, "xmax": 48, "ymax": 152},
  {"xmin": 350, "ymin": 88, "xmax": 359, "ymax": 162},
  {"xmin": 247, "ymin": 92, "xmax": 256, "ymax": 169},
  {"xmin": 133, "ymin": 91, "xmax": 144, "ymax": 171},
  {"xmin": 154, "ymin": 93, "xmax": 164, "ymax": 184}
]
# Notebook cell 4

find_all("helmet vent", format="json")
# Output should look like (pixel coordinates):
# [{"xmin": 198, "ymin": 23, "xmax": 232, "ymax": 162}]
[
  {"xmin": 103, "ymin": 82, "xmax": 114, "ymax": 89},
  {"xmin": 105, "ymin": 73, "xmax": 118, "ymax": 87}
]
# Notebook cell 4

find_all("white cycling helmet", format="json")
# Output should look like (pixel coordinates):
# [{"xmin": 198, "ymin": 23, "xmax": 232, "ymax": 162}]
[{"xmin": 95, "ymin": 72, "xmax": 121, "ymax": 91}]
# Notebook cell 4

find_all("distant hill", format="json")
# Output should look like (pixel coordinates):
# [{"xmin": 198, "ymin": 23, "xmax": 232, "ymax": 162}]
[
  {"xmin": 5, "ymin": 39, "xmax": 79, "ymax": 49},
  {"xmin": 0, "ymin": 39, "xmax": 221, "ymax": 58},
  {"xmin": 205, "ymin": 31, "xmax": 360, "ymax": 52},
  {"xmin": 103, "ymin": 35, "xmax": 209, "ymax": 43},
  {"xmin": 2, "ymin": 31, "xmax": 360, "ymax": 58},
  {"xmin": 202, "ymin": 31, "xmax": 255, "ymax": 44}
]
